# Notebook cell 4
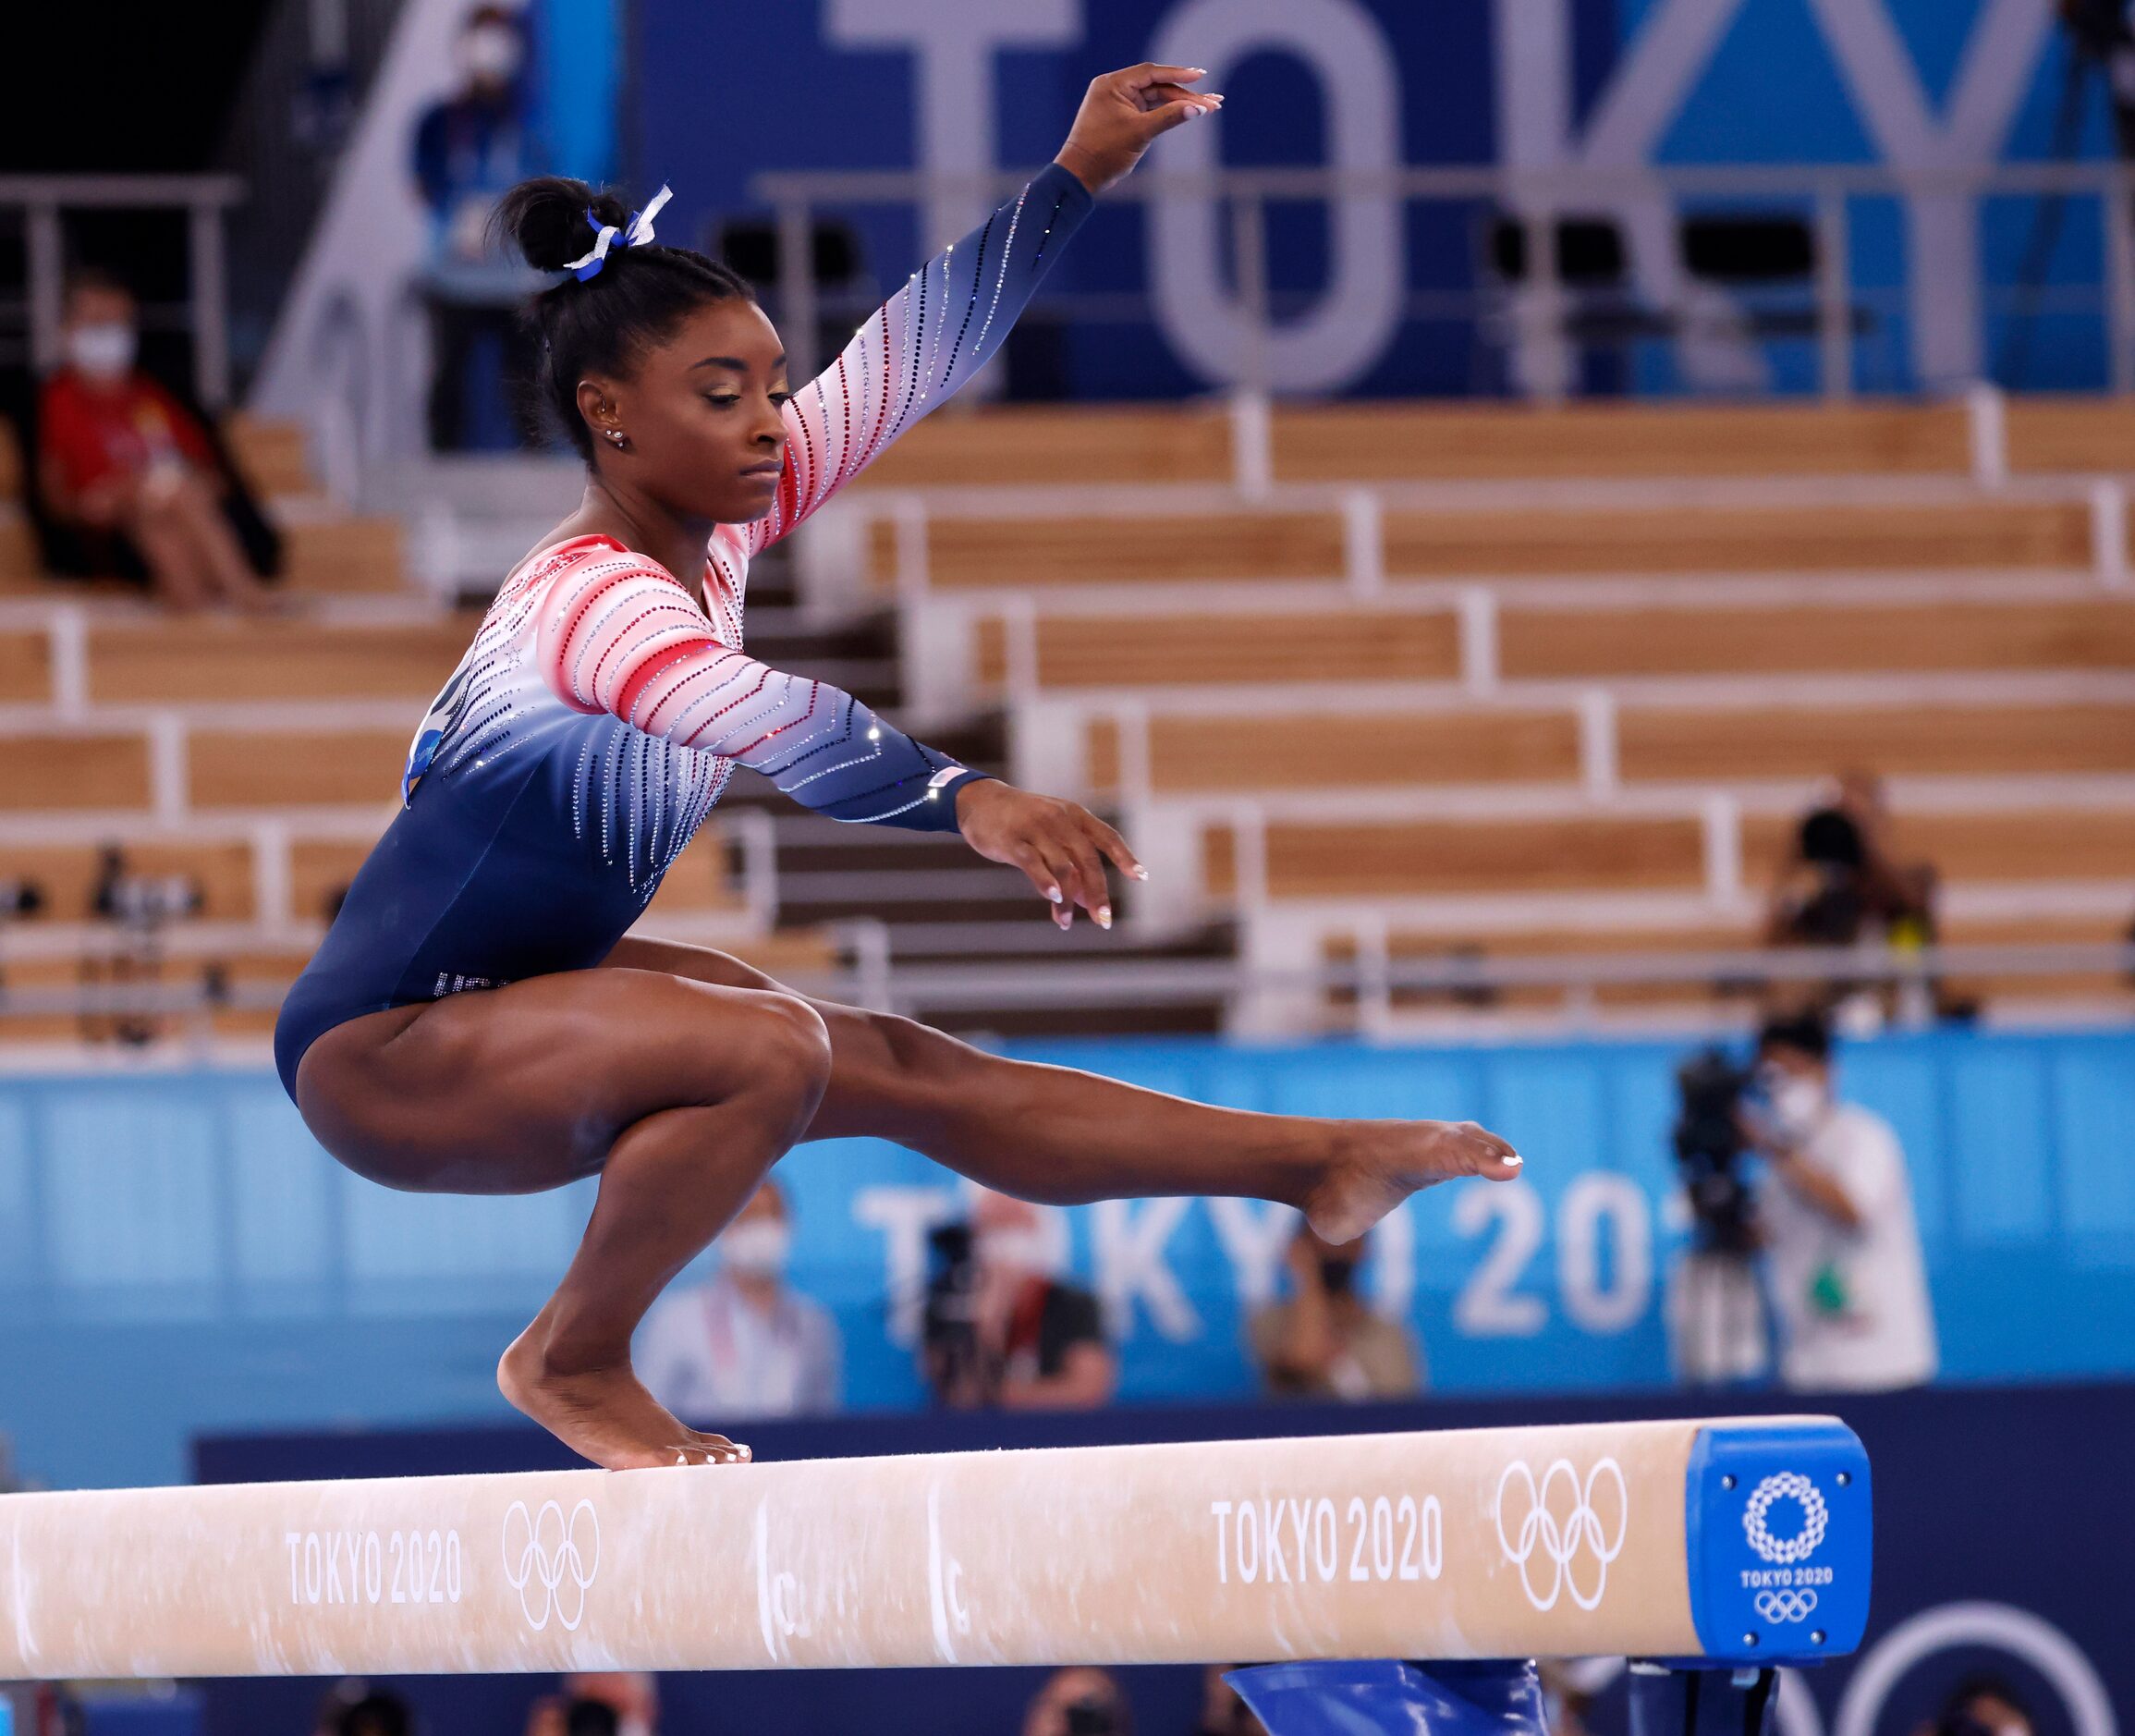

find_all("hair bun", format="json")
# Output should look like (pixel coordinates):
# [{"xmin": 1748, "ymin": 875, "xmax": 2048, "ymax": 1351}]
[{"xmin": 492, "ymin": 177, "xmax": 632, "ymax": 274}]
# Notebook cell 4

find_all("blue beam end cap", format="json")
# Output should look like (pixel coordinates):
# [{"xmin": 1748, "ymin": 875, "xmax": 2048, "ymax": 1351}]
[{"xmin": 1687, "ymin": 1419, "xmax": 1871, "ymax": 1668}]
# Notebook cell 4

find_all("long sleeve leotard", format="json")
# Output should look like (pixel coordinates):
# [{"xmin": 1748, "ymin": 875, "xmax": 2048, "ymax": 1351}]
[{"xmin": 274, "ymin": 163, "xmax": 1093, "ymax": 1099}]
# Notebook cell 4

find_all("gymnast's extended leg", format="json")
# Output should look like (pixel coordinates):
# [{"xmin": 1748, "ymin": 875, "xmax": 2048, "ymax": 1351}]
[{"xmin": 605, "ymin": 938, "xmax": 1520, "ymax": 1238}]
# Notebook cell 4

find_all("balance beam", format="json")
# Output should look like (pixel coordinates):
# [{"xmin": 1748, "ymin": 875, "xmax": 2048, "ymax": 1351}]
[{"xmin": 0, "ymin": 1417, "xmax": 1868, "ymax": 1680}]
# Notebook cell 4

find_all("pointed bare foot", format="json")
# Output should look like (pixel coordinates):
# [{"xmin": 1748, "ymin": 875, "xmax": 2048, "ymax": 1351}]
[
  {"xmin": 1302, "ymin": 1119, "xmax": 1522, "ymax": 1244},
  {"xmin": 499, "ymin": 1328, "xmax": 750, "ymax": 1470}
]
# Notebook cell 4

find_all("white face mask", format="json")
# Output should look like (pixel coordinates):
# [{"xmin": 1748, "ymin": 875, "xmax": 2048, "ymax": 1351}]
[
  {"xmin": 460, "ymin": 23, "xmax": 523, "ymax": 84},
  {"xmin": 1762, "ymin": 1070, "xmax": 1830, "ymax": 1142},
  {"xmin": 720, "ymin": 1220, "xmax": 789, "ymax": 1278},
  {"xmin": 67, "ymin": 323, "xmax": 136, "ymax": 380},
  {"xmin": 975, "ymin": 1227, "xmax": 1049, "ymax": 1276}
]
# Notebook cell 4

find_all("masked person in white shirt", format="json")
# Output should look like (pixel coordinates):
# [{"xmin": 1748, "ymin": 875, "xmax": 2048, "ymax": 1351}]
[
  {"xmin": 634, "ymin": 1180, "xmax": 841, "ymax": 1419},
  {"xmin": 1746, "ymin": 1012, "xmax": 1938, "ymax": 1391}
]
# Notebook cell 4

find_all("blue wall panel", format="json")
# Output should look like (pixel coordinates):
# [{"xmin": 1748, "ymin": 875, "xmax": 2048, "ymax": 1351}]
[{"xmin": 1, "ymin": 1027, "xmax": 2130, "ymax": 1490}]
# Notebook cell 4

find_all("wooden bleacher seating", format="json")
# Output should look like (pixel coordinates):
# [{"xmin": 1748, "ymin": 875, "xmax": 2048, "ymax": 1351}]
[
  {"xmin": 848, "ymin": 402, "xmax": 1233, "ymax": 488},
  {"xmin": 1270, "ymin": 401, "xmax": 1974, "ymax": 483},
  {"xmin": 1380, "ymin": 500, "xmax": 2092, "ymax": 578},
  {"xmin": 1496, "ymin": 597, "xmax": 2135, "ymax": 679},
  {"xmin": 1616, "ymin": 703, "xmax": 2135, "ymax": 782}
]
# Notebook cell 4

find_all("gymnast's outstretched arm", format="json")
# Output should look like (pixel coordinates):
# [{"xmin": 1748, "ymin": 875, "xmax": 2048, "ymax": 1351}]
[
  {"xmin": 535, "ymin": 541, "xmax": 987, "ymax": 829},
  {"xmin": 745, "ymin": 63, "xmax": 1221, "ymax": 554}
]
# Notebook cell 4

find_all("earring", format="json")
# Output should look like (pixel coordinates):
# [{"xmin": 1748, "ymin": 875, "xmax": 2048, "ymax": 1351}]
[{"xmin": 604, "ymin": 429, "xmax": 628, "ymax": 448}]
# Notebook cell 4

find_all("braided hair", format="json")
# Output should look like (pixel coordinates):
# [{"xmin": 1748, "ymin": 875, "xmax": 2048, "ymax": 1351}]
[{"xmin": 493, "ymin": 177, "xmax": 755, "ymax": 460}]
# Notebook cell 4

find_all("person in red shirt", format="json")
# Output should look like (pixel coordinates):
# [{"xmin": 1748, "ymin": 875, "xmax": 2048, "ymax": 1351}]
[{"xmin": 36, "ymin": 272, "xmax": 276, "ymax": 610}]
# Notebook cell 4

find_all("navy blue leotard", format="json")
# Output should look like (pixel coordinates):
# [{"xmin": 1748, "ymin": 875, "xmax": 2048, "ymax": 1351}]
[{"xmin": 274, "ymin": 164, "xmax": 1092, "ymax": 1100}]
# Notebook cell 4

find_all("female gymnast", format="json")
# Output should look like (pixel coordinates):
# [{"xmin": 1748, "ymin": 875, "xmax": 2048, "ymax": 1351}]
[{"xmin": 274, "ymin": 64, "xmax": 1522, "ymax": 1470}]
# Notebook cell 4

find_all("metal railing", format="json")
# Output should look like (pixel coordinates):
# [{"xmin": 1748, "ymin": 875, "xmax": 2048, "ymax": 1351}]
[
  {"xmin": 750, "ymin": 160, "xmax": 2135, "ymax": 399},
  {"xmin": 0, "ymin": 174, "xmax": 247, "ymax": 407},
  {"xmin": 3, "ymin": 940, "xmax": 2127, "ymax": 1036}
]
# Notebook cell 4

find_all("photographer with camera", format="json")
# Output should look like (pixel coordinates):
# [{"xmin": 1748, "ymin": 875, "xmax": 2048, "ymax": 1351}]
[
  {"xmin": 1747, "ymin": 1012, "xmax": 1937, "ymax": 1392},
  {"xmin": 1666, "ymin": 1010, "xmax": 1935, "ymax": 1390},
  {"xmin": 921, "ymin": 1189, "xmax": 1116, "ymax": 1412},
  {"xmin": 1766, "ymin": 772, "xmax": 1958, "ymax": 1028},
  {"xmin": 1665, "ymin": 1044, "xmax": 1771, "ymax": 1386}
]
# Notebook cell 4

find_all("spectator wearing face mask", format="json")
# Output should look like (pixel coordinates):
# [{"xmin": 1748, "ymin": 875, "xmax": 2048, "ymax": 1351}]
[
  {"xmin": 1022, "ymin": 1666, "xmax": 1133, "ymax": 1736},
  {"xmin": 413, "ymin": 5, "xmax": 546, "ymax": 449},
  {"xmin": 524, "ymin": 1672, "xmax": 658, "ymax": 1736},
  {"xmin": 1250, "ymin": 1222, "xmax": 1421, "ymax": 1401},
  {"xmin": 1744, "ymin": 1012, "xmax": 1937, "ymax": 1391},
  {"xmin": 923, "ymin": 1190, "xmax": 1116, "ymax": 1411},
  {"xmin": 634, "ymin": 1180, "xmax": 840, "ymax": 1419},
  {"xmin": 35, "ymin": 271, "xmax": 280, "ymax": 611}
]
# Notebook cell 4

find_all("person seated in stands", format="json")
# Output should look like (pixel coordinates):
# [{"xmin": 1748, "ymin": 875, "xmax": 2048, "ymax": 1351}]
[
  {"xmin": 313, "ymin": 1682, "xmax": 413, "ymax": 1736},
  {"xmin": 635, "ymin": 1179, "xmax": 841, "ymax": 1419},
  {"xmin": 524, "ymin": 1672, "xmax": 659, "ymax": 1736},
  {"xmin": 35, "ymin": 270, "xmax": 279, "ymax": 611},
  {"xmin": 1250, "ymin": 1220, "xmax": 1421, "ymax": 1400},
  {"xmin": 1023, "ymin": 1666, "xmax": 1134, "ymax": 1736},
  {"xmin": 1921, "ymin": 1674, "xmax": 2033, "ymax": 1736},
  {"xmin": 922, "ymin": 1189, "xmax": 1117, "ymax": 1411},
  {"xmin": 412, "ymin": 5, "xmax": 544, "ymax": 450},
  {"xmin": 1764, "ymin": 770, "xmax": 1959, "ymax": 1025}
]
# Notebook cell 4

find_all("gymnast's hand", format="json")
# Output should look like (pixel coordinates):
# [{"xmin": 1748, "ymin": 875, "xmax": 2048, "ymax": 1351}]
[
  {"xmin": 1054, "ymin": 62, "xmax": 1225, "ymax": 194},
  {"xmin": 957, "ymin": 779, "xmax": 1147, "ymax": 931}
]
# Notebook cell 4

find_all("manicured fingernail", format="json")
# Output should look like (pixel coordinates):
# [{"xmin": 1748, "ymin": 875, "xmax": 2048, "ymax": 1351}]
[
  {"xmin": 1188, "ymin": 67, "xmax": 1207, "ymax": 76},
  {"xmin": 1097, "ymin": 907, "xmax": 1113, "ymax": 928},
  {"xmin": 1046, "ymin": 886, "xmax": 1063, "ymax": 903},
  {"xmin": 1504, "ymin": 1153, "xmax": 1523, "ymax": 1168},
  {"xmin": 1133, "ymin": 865, "xmax": 1150, "ymax": 880}
]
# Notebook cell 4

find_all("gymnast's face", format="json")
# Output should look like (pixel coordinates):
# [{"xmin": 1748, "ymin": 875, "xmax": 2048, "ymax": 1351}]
[{"xmin": 580, "ymin": 298, "xmax": 791, "ymax": 525}]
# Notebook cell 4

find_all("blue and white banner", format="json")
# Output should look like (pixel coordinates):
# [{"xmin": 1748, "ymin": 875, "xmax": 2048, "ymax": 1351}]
[
  {"xmin": 3, "ymin": 1030, "xmax": 2130, "ymax": 1490},
  {"xmin": 632, "ymin": 0, "xmax": 2120, "ymax": 396}
]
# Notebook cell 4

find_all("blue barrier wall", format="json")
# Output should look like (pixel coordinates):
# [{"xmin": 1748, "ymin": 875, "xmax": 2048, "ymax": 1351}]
[
  {"xmin": 631, "ymin": 0, "xmax": 2127, "ymax": 397},
  {"xmin": 1, "ymin": 1028, "xmax": 2129, "ymax": 1491}
]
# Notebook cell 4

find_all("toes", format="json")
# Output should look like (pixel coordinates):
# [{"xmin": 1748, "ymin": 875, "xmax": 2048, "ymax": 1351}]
[{"xmin": 1456, "ymin": 1120, "xmax": 1523, "ymax": 1178}]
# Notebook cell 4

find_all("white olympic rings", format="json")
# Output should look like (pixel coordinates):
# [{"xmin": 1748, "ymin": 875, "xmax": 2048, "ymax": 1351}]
[
  {"xmin": 1494, "ymin": 1456, "xmax": 1629, "ymax": 1612},
  {"xmin": 1754, "ymin": 1587, "xmax": 1821, "ymax": 1624},
  {"xmin": 502, "ymin": 1498, "xmax": 602, "ymax": 1632},
  {"xmin": 1744, "ymin": 1472, "xmax": 1829, "ymax": 1565}
]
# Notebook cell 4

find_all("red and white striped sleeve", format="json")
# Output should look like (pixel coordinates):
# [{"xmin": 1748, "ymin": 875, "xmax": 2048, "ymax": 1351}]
[{"xmin": 531, "ymin": 541, "xmax": 984, "ymax": 828}]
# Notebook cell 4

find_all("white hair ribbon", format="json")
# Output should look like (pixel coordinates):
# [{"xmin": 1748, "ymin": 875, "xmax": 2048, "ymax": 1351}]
[{"xmin": 563, "ymin": 184, "xmax": 674, "ymax": 281}]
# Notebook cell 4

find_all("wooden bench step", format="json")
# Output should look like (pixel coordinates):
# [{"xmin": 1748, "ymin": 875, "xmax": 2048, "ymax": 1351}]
[
  {"xmin": 1274, "ymin": 402, "xmax": 1970, "ymax": 483},
  {"xmin": 976, "ymin": 607, "xmax": 1462, "ymax": 689},
  {"xmin": 1742, "ymin": 808, "xmax": 2135, "ymax": 884},
  {"xmin": 1104, "ymin": 709, "xmax": 1580, "ymax": 794},
  {"xmin": 885, "ymin": 511, "xmax": 1347, "ymax": 590},
  {"xmin": 1204, "ymin": 814, "xmax": 1708, "ymax": 899},
  {"xmin": 1500, "ymin": 597, "xmax": 2135, "ymax": 679},
  {"xmin": 1383, "ymin": 500, "xmax": 2091, "ymax": 578},
  {"xmin": 88, "ymin": 617, "xmax": 470, "ymax": 704},
  {"xmin": 850, "ymin": 404, "xmax": 1232, "ymax": 489},
  {"xmin": 1619, "ymin": 703, "xmax": 2135, "ymax": 781},
  {"xmin": 2007, "ymin": 397, "xmax": 2135, "ymax": 474}
]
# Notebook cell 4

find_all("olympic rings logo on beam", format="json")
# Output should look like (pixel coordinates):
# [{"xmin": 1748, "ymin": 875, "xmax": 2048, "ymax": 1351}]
[
  {"xmin": 1744, "ymin": 1473, "xmax": 1829, "ymax": 1566},
  {"xmin": 1494, "ymin": 1457, "xmax": 1629, "ymax": 1612},
  {"xmin": 502, "ymin": 1498, "xmax": 602, "ymax": 1632},
  {"xmin": 1754, "ymin": 1587, "xmax": 1820, "ymax": 1625}
]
